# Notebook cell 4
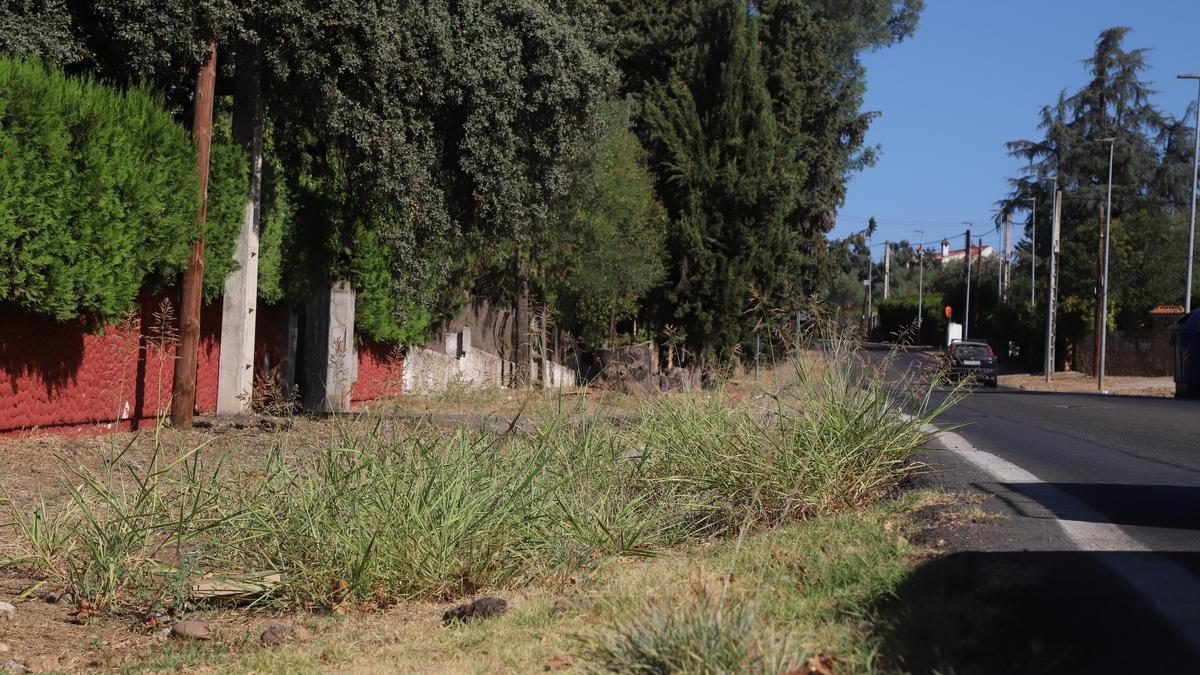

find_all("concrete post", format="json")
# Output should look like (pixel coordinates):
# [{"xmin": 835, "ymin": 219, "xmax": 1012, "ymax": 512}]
[
  {"xmin": 301, "ymin": 281, "xmax": 357, "ymax": 413},
  {"xmin": 217, "ymin": 41, "xmax": 264, "ymax": 415},
  {"xmin": 883, "ymin": 242, "xmax": 891, "ymax": 300}
]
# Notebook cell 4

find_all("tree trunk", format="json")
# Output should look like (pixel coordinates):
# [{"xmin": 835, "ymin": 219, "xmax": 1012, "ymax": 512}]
[
  {"xmin": 515, "ymin": 250, "xmax": 531, "ymax": 387},
  {"xmin": 540, "ymin": 310, "xmax": 551, "ymax": 387},
  {"xmin": 608, "ymin": 293, "xmax": 618, "ymax": 347},
  {"xmin": 171, "ymin": 38, "xmax": 217, "ymax": 429}
]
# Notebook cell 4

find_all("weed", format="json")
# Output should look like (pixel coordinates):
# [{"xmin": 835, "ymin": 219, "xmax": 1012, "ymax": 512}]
[
  {"xmin": 2, "ymin": 324, "xmax": 953, "ymax": 616},
  {"xmin": 587, "ymin": 592, "xmax": 800, "ymax": 674}
]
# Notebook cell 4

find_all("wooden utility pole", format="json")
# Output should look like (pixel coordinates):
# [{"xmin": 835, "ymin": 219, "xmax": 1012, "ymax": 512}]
[{"xmin": 171, "ymin": 39, "xmax": 218, "ymax": 428}]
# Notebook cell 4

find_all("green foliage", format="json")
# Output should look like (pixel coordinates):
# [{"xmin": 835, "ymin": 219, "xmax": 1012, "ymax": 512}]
[
  {"xmin": 254, "ymin": 161, "xmax": 295, "ymax": 305},
  {"xmin": 0, "ymin": 55, "xmax": 240, "ymax": 322},
  {"xmin": 756, "ymin": 0, "xmax": 923, "ymax": 277},
  {"xmin": 202, "ymin": 120, "xmax": 250, "ymax": 299},
  {"xmin": 610, "ymin": 0, "xmax": 922, "ymax": 358},
  {"xmin": 1002, "ymin": 27, "xmax": 1195, "ymax": 334},
  {"xmin": 876, "ymin": 294, "xmax": 945, "ymax": 345},
  {"xmin": 637, "ymin": 0, "xmax": 797, "ymax": 360},
  {"xmin": 552, "ymin": 100, "xmax": 668, "ymax": 347},
  {"xmin": 0, "ymin": 0, "xmax": 79, "ymax": 63}
]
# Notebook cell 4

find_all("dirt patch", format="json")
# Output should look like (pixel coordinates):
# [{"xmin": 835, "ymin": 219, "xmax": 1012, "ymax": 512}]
[
  {"xmin": 903, "ymin": 492, "xmax": 1004, "ymax": 554},
  {"xmin": 1000, "ymin": 371, "xmax": 1174, "ymax": 397}
]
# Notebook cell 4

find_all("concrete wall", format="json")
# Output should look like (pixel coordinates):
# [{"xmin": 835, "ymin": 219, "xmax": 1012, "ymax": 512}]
[{"xmin": 404, "ymin": 299, "xmax": 578, "ymax": 393}]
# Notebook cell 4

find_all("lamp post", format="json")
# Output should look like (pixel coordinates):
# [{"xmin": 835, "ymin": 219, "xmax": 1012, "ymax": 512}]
[
  {"xmin": 962, "ymin": 222, "xmax": 973, "ymax": 340},
  {"xmin": 1029, "ymin": 175, "xmax": 1057, "ymax": 305},
  {"xmin": 1098, "ymin": 137, "xmax": 1117, "ymax": 392},
  {"xmin": 916, "ymin": 229, "xmax": 925, "ymax": 334},
  {"xmin": 1180, "ymin": 75, "xmax": 1200, "ymax": 313},
  {"xmin": 1025, "ymin": 197, "xmax": 1037, "ymax": 305}
]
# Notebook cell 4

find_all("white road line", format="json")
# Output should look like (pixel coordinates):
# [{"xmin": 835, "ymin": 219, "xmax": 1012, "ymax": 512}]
[{"xmin": 922, "ymin": 422, "xmax": 1200, "ymax": 653}]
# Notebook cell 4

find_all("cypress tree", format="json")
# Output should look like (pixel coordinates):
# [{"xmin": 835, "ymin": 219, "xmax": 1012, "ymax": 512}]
[{"xmin": 641, "ymin": 0, "xmax": 792, "ymax": 361}]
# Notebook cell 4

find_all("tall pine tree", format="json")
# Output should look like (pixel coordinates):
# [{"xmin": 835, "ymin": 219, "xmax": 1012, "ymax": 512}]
[{"xmin": 640, "ymin": 0, "xmax": 792, "ymax": 361}]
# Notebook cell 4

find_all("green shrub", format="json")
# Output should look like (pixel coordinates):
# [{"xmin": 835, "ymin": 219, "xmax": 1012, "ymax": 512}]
[
  {"xmin": 0, "ymin": 55, "xmax": 245, "ymax": 321},
  {"xmin": 875, "ymin": 294, "xmax": 947, "ymax": 345}
]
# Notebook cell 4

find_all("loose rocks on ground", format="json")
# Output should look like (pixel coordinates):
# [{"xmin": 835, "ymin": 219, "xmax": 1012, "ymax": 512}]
[
  {"xmin": 0, "ymin": 603, "xmax": 14, "ymax": 622},
  {"xmin": 260, "ymin": 621, "xmax": 311, "ymax": 647},
  {"xmin": 23, "ymin": 657, "xmax": 58, "ymax": 674},
  {"xmin": 442, "ymin": 597, "xmax": 508, "ymax": 626},
  {"xmin": 170, "ymin": 620, "xmax": 212, "ymax": 641}
]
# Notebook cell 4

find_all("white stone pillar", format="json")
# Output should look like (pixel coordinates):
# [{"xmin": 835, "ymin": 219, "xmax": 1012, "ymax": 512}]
[{"xmin": 216, "ymin": 46, "xmax": 264, "ymax": 415}]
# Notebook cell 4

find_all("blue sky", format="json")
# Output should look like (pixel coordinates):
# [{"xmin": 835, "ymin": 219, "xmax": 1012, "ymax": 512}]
[{"xmin": 836, "ymin": 0, "xmax": 1200, "ymax": 259}]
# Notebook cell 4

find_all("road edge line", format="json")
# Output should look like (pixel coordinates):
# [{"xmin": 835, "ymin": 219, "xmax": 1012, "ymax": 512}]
[{"xmin": 916, "ymin": 419, "xmax": 1200, "ymax": 654}]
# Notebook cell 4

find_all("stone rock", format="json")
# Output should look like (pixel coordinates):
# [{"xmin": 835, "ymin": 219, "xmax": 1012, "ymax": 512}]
[
  {"xmin": 0, "ymin": 603, "xmax": 14, "ymax": 622},
  {"xmin": 442, "ymin": 596, "xmax": 508, "ymax": 626},
  {"xmin": 2, "ymin": 659, "xmax": 26, "ymax": 672},
  {"xmin": 663, "ymin": 367, "xmax": 697, "ymax": 393},
  {"xmin": 544, "ymin": 654, "xmax": 573, "ymax": 671},
  {"xmin": 259, "ymin": 622, "xmax": 310, "ymax": 647},
  {"xmin": 43, "ymin": 590, "xmax": 73, "ymax": 605},
  {"xmin": 550, "ymin": 597, "xmax": 593, "ymax": 615},
  {"xmin": 23, "ymin": 657, "xmax": 58, "ymax": 674},
  {"xmin": 170, "ymin": 620, "xmax": 212, "ymax": 641}
]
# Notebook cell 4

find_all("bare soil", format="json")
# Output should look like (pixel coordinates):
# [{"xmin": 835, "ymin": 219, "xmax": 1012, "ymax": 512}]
[{"xmin": 1000, "ymin": 370, "xmax": 1174, "ymax": 397}]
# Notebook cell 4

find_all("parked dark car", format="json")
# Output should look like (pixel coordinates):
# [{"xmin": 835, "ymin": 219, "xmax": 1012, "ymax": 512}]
[{"xmin": 944, "ymin": 340, "xmax": 998, "ymax": 387}]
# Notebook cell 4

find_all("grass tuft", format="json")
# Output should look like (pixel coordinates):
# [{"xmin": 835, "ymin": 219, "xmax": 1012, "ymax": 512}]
[{"xmin": 2, "ymin": 328, "xmax": 953, "ymax": 618}]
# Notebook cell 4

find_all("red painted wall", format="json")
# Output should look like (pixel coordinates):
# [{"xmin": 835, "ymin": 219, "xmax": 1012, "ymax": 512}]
[
  {"xmin": 354, "ymin": 342, "xmax": 404, "ymax": 402},
  {"xmin": 0, "ymin": 298, "xmax": 400, "ymax": 435}
]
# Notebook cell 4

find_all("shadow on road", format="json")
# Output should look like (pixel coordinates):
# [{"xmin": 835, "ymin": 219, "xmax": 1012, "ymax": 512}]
[
  {"xmin": 1005, "ymin": 483, "xmax": 1200, "ymax": 533},
  {"xmin": 872, "ymin": 550, "xmax": 1200, "ymax": 674}
]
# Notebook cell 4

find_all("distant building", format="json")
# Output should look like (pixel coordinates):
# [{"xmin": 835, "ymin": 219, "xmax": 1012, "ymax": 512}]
[
  {"xmin": 934, "ymin": 239, "xmax": 995, "ymax": 265},
  {"xmin": 1150, "ymin": 304, "xmax": 1186, "ymax": 329}
]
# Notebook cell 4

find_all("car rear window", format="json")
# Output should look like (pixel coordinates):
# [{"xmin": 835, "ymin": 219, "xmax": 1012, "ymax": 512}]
[{"xmin": 955, "ymin": 345, "xmax": 989, "ymax": 359}]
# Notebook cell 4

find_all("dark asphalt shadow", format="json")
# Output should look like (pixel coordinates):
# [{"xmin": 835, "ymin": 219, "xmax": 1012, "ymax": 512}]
[
  {"xmin": 1005, "ymin": 483, "xmax": 1200, "ymax": 533},
  {"xmin": 872, "ymin": 551, "xmax": 1200, "ymax": 674}
]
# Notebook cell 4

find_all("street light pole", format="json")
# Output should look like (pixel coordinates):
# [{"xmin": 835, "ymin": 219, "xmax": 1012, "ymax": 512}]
[
  {"xmin": 1028, "ymin": 197, "xmax": 1037, "ymax": 306},
  {"xmin": 1181, "ymin": 74, "xmax": 1200, "ymax": 313},
  {"xmin": 962, "ymin": 222, "xmax": 973, "ymax": 340},
  {"xmin": 1098, "ymin": 137, "xmax": 1117, "ymax": 392},
  {"xmin": 916, "ymin": 229, "xmax": 925, "ymax": 334}
]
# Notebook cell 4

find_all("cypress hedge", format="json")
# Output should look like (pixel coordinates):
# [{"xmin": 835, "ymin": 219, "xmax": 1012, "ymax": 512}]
[{"xmin": 0, "ymin": 55, "xmax": 245, "ymax": 323}]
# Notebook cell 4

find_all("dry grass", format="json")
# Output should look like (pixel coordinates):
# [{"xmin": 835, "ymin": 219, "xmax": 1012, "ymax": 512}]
[
  {"xmin": 106, "ymin": 488, "xmax": 961, "ymax": 674},
  {"xmin": 0, "ymin": 333, "xmax": 957, "ymax": 673}
]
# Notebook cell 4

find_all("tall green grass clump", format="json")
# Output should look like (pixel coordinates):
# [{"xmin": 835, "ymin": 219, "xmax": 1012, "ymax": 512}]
[{"xmin": 2, "ymin": 330, "xmax": 949, "ymax": 610}]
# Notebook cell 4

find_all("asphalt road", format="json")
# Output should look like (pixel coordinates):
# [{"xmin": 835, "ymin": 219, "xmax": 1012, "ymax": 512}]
[{"xmin": 875, "ymin": 349, "xmax": 1200, "ymax": 673}]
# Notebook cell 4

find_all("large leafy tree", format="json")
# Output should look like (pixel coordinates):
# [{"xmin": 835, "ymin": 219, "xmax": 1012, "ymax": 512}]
[
  {"xmin": 550, "ymin": 100, "xmax": 667, "ymax": 347},
  {"xmin": 608, "ymin": 0, "xmax": 922, "ymax": 360},
  {"xmin": 1002, "ymin": 27, "xmax": 1195, "ymax": 332},
  {"xmin": 755, "ymin": 0, "xmax": 922, "ymax": 289},
  {"xmin": 3, "ymin": 1, "xmax": 613, "ymax": 346}
]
